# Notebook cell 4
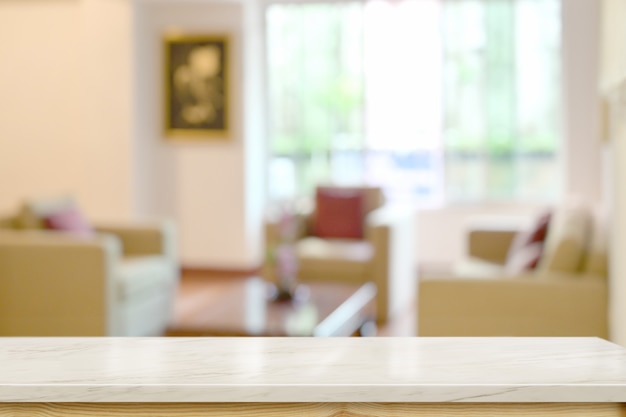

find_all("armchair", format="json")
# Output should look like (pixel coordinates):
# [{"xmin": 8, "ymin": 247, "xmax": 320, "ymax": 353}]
[
  {"xmin": 263, "ymin": 186, "xmax": 415, "ymax": 324},
  {"xmin": 0, "ymin": 197, "xmax": 179, "ymax": 336},
  {"xmin": 417, "ymin": 205, "xmax": 609, "ymax": 337}
]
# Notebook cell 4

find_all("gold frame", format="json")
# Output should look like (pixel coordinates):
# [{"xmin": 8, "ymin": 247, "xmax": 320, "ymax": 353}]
[{"xmin": 163, "ymin": 34, "xmax": 230, "ymax": 139}]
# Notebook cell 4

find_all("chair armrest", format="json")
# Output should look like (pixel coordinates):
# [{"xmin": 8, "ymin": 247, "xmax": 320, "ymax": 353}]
[
  {"xmin": 418, "ymin": 273, "xmax": 608, "ymax": 337},
  {"xmin": 365, "ymin": 206, "xmax": 416, "ymax": 322},
  {"xmin": 0, "ymin": 230, "xmax": 123, "ymax": 336},
  {"xmin": 95, "ymin": 219, "xmax": 176, "ymax": 259}
]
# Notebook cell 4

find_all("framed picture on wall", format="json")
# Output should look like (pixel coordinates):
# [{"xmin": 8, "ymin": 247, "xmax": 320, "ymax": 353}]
[{"xmin": 163, "ymin": 34, "xmax": 230, "ymax": 139}]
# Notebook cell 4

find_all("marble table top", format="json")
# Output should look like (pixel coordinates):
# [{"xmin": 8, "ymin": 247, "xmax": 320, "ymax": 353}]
[{"xmin": 1, "ymin": 337, "xmax": 626, "ymax": 402}]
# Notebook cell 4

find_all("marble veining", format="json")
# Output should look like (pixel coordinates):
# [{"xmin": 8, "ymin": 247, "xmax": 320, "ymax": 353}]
[{"xmin": 0, "ymin": 337, "xmax": 625, "ymax": 402}]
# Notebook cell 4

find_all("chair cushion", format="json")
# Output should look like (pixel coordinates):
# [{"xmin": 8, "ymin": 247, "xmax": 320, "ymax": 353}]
[
  {"xmin": 537, "ymin": 206, "xmax": 590, "ymax": 274},
  {"xmin": 454, "ymin": 257, "xmax": 506, "ymax": 278},
  {"xmin": 582, "ymin": 206, "xmax": 608, "ymax": 277},
  {"xmin": 296, "ymin": 237, "xmax": 373, "ymax": 281},
  {"xmin": 313, "ymin": 187, "xmax": 365, "ymax": 239},
  {"xmin": 117, "ymin": 256, "xmax": 174, "ymax": 300}
]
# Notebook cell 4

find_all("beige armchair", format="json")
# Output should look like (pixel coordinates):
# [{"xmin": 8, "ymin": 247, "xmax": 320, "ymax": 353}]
[
  {"xmin": 417, "ymin": 206, "xmax": 609, "ymax": 338},
  {"xmin": 263, "ymin": 186, "xmax": 416, "ymax": 324},
  {"xmin": 0, "ymin": 197, "xmax": 179, "ymax": 336}
]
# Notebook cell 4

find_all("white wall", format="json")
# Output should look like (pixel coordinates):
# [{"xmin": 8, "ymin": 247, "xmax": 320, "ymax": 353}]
[
  {"xmin": 600, "ymin": 0, "xmax": 626, "ymax": 92},
  {"xmin": 0, "ymin": 0, "xmax": 133, "ymax": 220},
  {"xmin": 601, "ymin": 0, "xmax": 626, "ymax": 346},
  {"xmin": 609, "ymin": 89, "xmax": 626, "ymax": 346},
  {"xmin": 133, "ymin": 0, "xmax": 263, "ymax": 269},
  {"xmin": 242, "ymin": 0, "xmax": 266, "ymax": 266},
  {"xmin": 561, "ymin": 0, "xmax": 602, "ymax": 203}
]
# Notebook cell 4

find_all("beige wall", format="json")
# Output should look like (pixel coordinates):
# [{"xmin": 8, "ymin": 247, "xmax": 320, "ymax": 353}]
[
  {"xmin": 81, "ymin": 0, "xmax": 134, "ymax": 219},
  {"xmin": 0, "ymin": 1, "xmax": 83, "ymax": 213},
  {"xmin": 0, "ymin": 0, "xmax": 133, "ymax": 220}
]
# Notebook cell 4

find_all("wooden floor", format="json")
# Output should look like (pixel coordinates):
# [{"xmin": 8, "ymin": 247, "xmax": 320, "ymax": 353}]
[{"xmin": 172, "ymin": 270, "xmax": 416, "ymax": 337}]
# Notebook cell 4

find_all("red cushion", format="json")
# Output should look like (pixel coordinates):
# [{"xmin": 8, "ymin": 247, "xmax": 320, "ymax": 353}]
[
  {"xmin": 44, "ymin": 206, "xmax": 94, "ymax": 237},
  {"xmin": 505, "ymin": 210, "xmax": 551, "ymax": 271},
  {"xmin": 313, "ymin": 187, "xmax": 365, "ymax": 239}
]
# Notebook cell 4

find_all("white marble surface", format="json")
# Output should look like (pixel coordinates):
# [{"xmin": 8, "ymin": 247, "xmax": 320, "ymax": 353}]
[{"xmin": 1, "ymin": 337, "xmax": 626, "ymax": 402}]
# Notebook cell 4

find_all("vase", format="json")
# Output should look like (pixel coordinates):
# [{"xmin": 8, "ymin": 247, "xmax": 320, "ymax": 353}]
[{"xmin": 273, "ymin": 243, "xmax": 299, "ymax": 301}]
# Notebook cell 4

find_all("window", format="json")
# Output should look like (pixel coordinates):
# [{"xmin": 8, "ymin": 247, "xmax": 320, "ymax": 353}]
[{"xmin": 266, "ymin": 0, "xmax": 561, "ymax": 206}]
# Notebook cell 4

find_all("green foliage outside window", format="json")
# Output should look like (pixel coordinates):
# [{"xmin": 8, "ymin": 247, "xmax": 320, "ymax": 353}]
[{"xmin": 267, "ymin": 0, "xmax": 561, "ymax": 202}]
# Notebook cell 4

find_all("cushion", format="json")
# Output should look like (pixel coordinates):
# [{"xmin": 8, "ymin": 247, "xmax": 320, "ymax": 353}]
[
  {"xmin": 17, "ymin": 196, "xmax": 77, "ymax": 229},
  {"xmin": 505, "ymin": 210, "xmax": 551, "ymax": 271},
  {"xmin": 453, "ymin": 257, "xmax": 506, "ymax": 278},
  {"xmin": 43, "ymin": 205, "xmax": 94, "ymax": 237},
  {"xmin": 315, "ymin": 185, "xmax": 385, "ymax": 214},
  {"xmin": 582, "ymin": 206, "xmax": 608, "ymax": 277},
  {"xmin": 313, "ymin": 187, "xmax": 365, "ymax": 239},
  {"xmin": 505, "ymin": 242, "xmax": 545, "ymax": 274},
  {"xmin": 537, "ymin": 206, "xmax": 590, "ymax": 273}
]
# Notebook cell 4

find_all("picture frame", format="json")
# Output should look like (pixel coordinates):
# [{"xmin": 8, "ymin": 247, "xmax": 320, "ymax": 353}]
[{"xmin": 163, "ymin": 34, "xmax": 230, "ymax": 139}]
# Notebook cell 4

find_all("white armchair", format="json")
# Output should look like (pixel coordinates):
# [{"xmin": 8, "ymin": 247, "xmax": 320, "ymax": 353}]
[{"xmin": 0, "ymin": 197, "xmax": 179, "ymax": 336}]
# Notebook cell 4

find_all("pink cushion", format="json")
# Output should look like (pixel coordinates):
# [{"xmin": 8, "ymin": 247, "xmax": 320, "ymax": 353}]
[
  {"xmin": 313, "ymin": 187, "xmax": 365, "ymax": 239},
  {"xmin": 44, "ymin": 206, "xmax": 93, "ymax": 237},
  {"xmin": 505, "ymin": 210, "xmax": 551, "ymax": 272}
]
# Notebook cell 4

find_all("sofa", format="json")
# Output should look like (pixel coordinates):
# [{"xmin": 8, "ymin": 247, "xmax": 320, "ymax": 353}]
[
  {"xmin": 263, "ymin": 185, "xmax": 416, "ymax": 324},
  {"xmin": 0, "ymin": 197, "xmax": 179, "ymax": 336},
  {"xmin": 417, "ymin": 204, "xmax": 609, "ymax": 337}
]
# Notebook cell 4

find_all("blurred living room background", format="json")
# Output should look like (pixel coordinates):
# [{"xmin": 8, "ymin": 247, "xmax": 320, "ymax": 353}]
[{"xmin": 1, "ymin": 0, "xmax": 626, "ymax": 343}]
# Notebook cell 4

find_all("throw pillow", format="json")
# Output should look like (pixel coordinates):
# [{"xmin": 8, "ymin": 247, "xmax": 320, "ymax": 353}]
[
  {"xmin": 313, "ymin": 187, "xmax": 365, "ymax": 239},
  {"xmin": 44, "ymin": 206, "xmax": 94, "ymax": 237},
  {"xmin": 505, "ymin": 242, "xmax": 545, "ymax": 274},
  {"xmin": 505, "ymin": 210, "xmax": 551, "ymax": 272}
]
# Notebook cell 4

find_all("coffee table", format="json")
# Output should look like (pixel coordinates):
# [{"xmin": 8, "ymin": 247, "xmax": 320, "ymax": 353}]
[{"xmin": 167, "ymin": 278, "xmax": 377, "ymax": 337}]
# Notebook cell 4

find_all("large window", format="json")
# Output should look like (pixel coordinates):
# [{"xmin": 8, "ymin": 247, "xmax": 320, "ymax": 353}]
[{"xmin": 266, "ymin": 0, "xmax": 561, "ymax": 206}]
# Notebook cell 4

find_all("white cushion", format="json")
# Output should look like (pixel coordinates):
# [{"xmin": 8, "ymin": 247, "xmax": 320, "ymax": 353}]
[
  {"xmin": 297, "ymin": 237, "xmax": 373, "ymax": 263},
  {"xmin": 296, "ymin": 237, "xmax": 373, "ymax": 280},
  {"xmin": 454, "ymin": 257, "xmax": 505, "ymax": 278}
]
